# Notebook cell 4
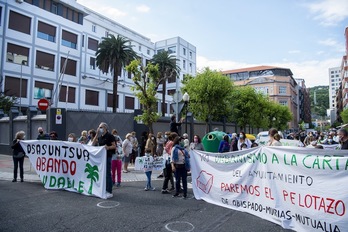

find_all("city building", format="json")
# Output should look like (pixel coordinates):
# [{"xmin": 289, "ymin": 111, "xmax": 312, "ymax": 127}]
[
  {"xmin": 328, "ymin": 67, "xmax": 341, "ymax": 123},
  {"xmin": 0, "ymin": 0, "xmax": 196, "ymax": 114},
  {"xmin": 295, "ymin": 78, "xmax": 311, "ymax": 124},
  {"xmin": 222, "ymin": 66, "xmax": 299, "ymax": 129},
  {"xmin": 336, "ymin": 27, "xmax": 348, "ymax": 123}
]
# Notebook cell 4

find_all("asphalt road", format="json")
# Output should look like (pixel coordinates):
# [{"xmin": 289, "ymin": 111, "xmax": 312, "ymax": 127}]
[{"xmin": 0, "ymin": 178, "xmax": 294, "ymax": 232}]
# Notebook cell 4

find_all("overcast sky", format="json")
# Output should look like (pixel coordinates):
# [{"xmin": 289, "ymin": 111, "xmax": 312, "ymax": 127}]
[{"xmin": 77, "ymin": 0, "xmax": 348, "ymax": 87}]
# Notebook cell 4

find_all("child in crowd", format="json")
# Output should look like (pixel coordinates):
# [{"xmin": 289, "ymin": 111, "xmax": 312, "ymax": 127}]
[{"xmin": 144, "ymin": 149, "xmax": 155, "ymax": 191}]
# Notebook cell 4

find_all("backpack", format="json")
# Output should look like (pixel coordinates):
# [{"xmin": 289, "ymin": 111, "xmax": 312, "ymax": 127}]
[{"xmin": 222, "ymin": 141, "xmax": 230, "ymax": 152}]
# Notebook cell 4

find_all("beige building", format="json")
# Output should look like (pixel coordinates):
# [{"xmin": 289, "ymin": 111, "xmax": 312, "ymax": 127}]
[{"xmin": 222, "ymin": 66, "xmax": 299, "ymax": 129}]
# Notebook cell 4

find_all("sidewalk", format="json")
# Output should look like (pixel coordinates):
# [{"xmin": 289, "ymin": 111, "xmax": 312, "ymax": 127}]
[{"xmin": 0, "ymin": 154, "xmax": 162, "ymax": 183}]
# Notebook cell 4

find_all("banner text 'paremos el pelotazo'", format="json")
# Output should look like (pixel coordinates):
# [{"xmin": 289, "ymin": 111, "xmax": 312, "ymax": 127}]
[
  {"xmin": 191, "ymin": 146, "xmax": 348, "ymax": 232},
  {"xmin": 20, "ymin": 140, "xmax": 107, "ymax": 199}
]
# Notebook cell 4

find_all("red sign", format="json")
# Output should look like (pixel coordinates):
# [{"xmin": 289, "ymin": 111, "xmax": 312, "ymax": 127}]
[{"xmin": 38, "ymin": 98, "xmax": 49, "ymax": 111}]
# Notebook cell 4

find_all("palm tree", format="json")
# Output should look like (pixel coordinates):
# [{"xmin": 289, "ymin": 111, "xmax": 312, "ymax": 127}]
[
  {"xmin": 96, "ymin": 34, "xmax": 138, "ymax": 113},
  {"xmin": 151, "ymin": 51, "xmax": 180, "ymax": 117},
  {"xmin": 84, "ymin": 163, "xmax": 99, "ymax": 195}
]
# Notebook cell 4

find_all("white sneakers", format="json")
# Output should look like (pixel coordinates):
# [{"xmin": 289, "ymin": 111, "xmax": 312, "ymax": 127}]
[{"xmin": 106, "ymin": 192, "xmax": 113, "ymax": 199}]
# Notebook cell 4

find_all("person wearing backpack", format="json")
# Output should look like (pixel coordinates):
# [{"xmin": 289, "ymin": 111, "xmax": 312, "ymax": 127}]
[{"xmin": 218, "ymin": 135, "xmax": 230, "ymax": 153}]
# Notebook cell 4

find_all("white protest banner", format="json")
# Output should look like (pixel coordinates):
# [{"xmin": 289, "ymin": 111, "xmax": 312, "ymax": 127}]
[
  {"xmin": 191, "ymin": 147, "xmax": 348, "ymax": 232},
  {"xmin": 134, "ymin": 156, "xmax": 165, "ymax": 171},
  {"xmin": 20, "ymin": 140, "xmax": 107, "ymax": 199}
]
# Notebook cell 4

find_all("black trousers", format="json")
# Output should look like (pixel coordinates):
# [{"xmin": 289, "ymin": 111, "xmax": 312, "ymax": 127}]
[
  {"xmin": 162, "ymin": 163, "xmax": 174, "ymax": 190},
  {"xmin": 13, "ymin": 156, "xmax": 24, "ymax": 180}
]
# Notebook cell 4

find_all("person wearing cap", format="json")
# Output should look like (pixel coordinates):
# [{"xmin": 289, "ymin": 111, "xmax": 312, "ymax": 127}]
[{"xmin": 93, "ymin": 122, "xmax": 116, "ymax": 199}]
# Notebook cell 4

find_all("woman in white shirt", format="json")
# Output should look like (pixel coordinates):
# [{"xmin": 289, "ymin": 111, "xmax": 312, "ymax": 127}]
[{"xmin": 122, "ymin": 133, "xmax": 133, "ymax": 173}]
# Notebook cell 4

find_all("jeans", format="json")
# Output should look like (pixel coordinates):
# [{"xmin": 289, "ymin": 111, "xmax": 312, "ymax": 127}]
[
  {"xmin": 174, "ymin": 166, "xmax": 187, "ymax": 196},
  {"xmin": 145, "ymin": 171, "xmax": 152, "ymax": 189},
  {"xmin": 111, "ymin": 159, "xmax": 122, "ymax": 184},
  {"xmin": 13, "ymin": 156, "xmax": 24, "ymax": 180},
  {"xmin": 106, "ymin": 156, "xmax": 112, "ymax": 193}
]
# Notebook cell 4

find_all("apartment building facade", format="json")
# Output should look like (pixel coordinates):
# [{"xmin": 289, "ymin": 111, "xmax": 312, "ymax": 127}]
[
  {"xmin": 222, "ymin": 66, "xmax": 299, "ymax": 129},
  {"xmin": 328, "ymin": 67, "xmax": 341, "ymax": 123},
  {"xmin": 0, "ymin": 0, "xmax": 196, "ymax": 114}
]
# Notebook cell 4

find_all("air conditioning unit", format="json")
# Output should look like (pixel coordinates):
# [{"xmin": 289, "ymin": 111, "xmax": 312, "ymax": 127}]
[{"xmin": 16, "ymin": 0, "xmax": 24, "ymax": 3}]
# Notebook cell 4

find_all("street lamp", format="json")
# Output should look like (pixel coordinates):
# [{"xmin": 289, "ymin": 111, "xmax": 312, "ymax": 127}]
[
  {"xmin": 19, "ymin": 60, "xmax": 27, "ymax": 114},
  {"xmin": 182, "ymin": 92, "xmax": 190, "ymax": 134}
]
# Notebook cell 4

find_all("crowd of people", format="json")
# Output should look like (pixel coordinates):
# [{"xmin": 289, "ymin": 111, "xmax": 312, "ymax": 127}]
[{"xmin": 10, "ymin": 120, "xmax": 348, "ymax": 199}]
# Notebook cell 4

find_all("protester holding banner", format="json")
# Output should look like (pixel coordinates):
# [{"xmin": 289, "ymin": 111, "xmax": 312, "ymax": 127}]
[
  {"xmin": 190, "ymin": 135, "xmax": 205, "ymax": 151},
  {"xmin": 266, "ymin": 128, "xmax": 282, "ymax": 146},
  {"xmin": 67, "ymin": 133, "xmax": 77, "ymax": 142},
  {"xmin": 11, "ymin": 131, "xmax": 26, "ymax": 182},
  {"xmin": 37, "ymin": 127, "xmax": 49, "ymax": 140},
  {"xmin": 171, "ymin": 136, "xmax": 190, "ymax": 198},
  {"xmin": 143, "ymin": 149, "xmax": 155, "ymax": 191},
  {"xmin": 237, "ymin": 131, "xmax": 252, "ymax": 150},
  {"xmin": 122, "ymin": 133, "xmax": 133, "ymax": 173},
  {"xmin": 87, "ymin": 129, "xmax": 96, "ymax": 146},
  {"xmin": 218, "ymin": 135, "xmax": 230, "ymax": 153},
  {"xmin": 94, "ymin": 122, "xmax": 116, "ymax": 198},
  {"xmin": 337, "ymin": 128, "xmax": 348, "ymax": 149}
]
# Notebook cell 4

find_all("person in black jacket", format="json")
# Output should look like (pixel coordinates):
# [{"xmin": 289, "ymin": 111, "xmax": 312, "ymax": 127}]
[
  {"xmin": 11, "ymin": 131, "xmax": 26, "ymax": 182},
  {"xmin": 170, "ymin": 115, "xmax": 184, "ymax": 134}
]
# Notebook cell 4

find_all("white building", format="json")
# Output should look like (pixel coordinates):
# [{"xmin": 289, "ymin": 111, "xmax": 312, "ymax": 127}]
[
  {"xmin": 0, "ymin": 0, "xmax": 196, "ymax": 114},
  {"xmin": 328, "ymin": 67, "xmax": 341, "ymax": 122}
]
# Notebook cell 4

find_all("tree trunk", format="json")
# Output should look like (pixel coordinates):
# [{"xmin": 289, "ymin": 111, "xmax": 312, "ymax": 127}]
[
  {"xmin": 113, "ymin": 65, "xmax": 121, "ymax": 113},
  {"xmin": 161, "ymin": 80, "xmax": 166, "ymax": 117}
]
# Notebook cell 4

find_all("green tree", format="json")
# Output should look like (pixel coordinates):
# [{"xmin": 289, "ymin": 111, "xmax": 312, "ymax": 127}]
[
  {"xmin": 84, "ymin": 163, "xmax": 99, "ymax": 195},
  {"xmin": 266, "ymin": 102, "xmax": 292, "ymax": 131},
  {"xmin": 0, "ymin": 93, "xmax": 16, "ymax": 114},
  {"xmin": 309, "ymin": 86, "xmax": 329, "ymax": 118},
  {"xmin": 340, "ymin": 108, "xmax": 348, "ymax": 124},
  {"xmin": 151, "ymin": 51, "xmax": 180, "ymax": 117},
  {"xmin": 96, "ymin": 35, "xmax": 137, "ymax": 113},
  {"xmin": 182, "ymin": 67, "xmax": 234, "ymax": 131},
  {"xmin": 126, "ymin": 60, "xmax": 160, "ymax": 133}
]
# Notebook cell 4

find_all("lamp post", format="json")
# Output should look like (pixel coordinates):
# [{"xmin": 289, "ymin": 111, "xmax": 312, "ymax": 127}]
[
  {"xmin": 182, "ymin": 92, "xmax": 190, "ymax": 134},
  {"xmin": 19, "ymin": 60, "xmax": 27, "ymax": 114}
]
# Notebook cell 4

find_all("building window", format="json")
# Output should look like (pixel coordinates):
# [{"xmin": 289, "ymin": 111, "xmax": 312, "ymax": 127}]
[
  {"xmin": 59, "ymin": 85, "xmax": 76, "ymax": 103},
  {"xmin": 88, "ymin": 38, "xmax": 98, "ymax": 51},
  {"xmin": 168, "ymin": 46, "xmax": 176, "ymax": 54},
  {"xmin": 4, "ymin": 76, "xmax": 28, "ymax": 98},
  {"xmin": 183, "ymin": 48, "xmax": 186, "ymax": 56},
  {"xmin": 279, "ymin": 86, "xmax": 287, "ymax": 95},
  {"xmin": 147, "ymin": 49, "xmax": 150, "ymax": 55},
  {"xmin": 105, "ymin": 31, "xmax": 109, "ymax": 37},
  {"xmin": 60, "ymin": 57, "xmax": 77, "ymax": 76},
  {"xmin": 85, "ymin": 89, "xmax": 99, "ymax": 106},
  {"xmin": 34, "ymin": 81, "xmax": 53, "ymax": 99},
  {"xmin": 183, "ymin": 60, "xmax": 186, "ymax": 70},
  {"xmin": 107, "ymin": 93, "xmax": 119, "ymax": 108},
  {"xmin": 37, "ymin": 21, "xmax": 56, "ymax": 42},
  {"xmin": 9, "ymin": 11, "xmax": 31, "ymax": 35},
  {"xmin": 51, "ymin": 2, "xmax": 58, "ymax": 14},
  {"xmin": 92, "ymin": 24, "xmax": 96, "ymax": 32},
  {"xmin": 7, "ymin": 43, "xmax": 29, "ymax": 65},
  {"xmin": 62, "ymin": 30, "xmax": 77, "ymax": 49},
  {"xmin": 125, "ymin": 96, "xmax": 134, "ymax": 109},
  {"xmin": 189, "ymin": 51, "xmax": 192, "ymax": 59},
  {"xmin": 82, "ymin": 35, "xmax": 85, "ymax": 47},
  {"xmin": 90, "ymin": 57, "xmax": 96, "ymax": 70},
  {"xmin": 139, "ymin": 45, "xmax": 141, "ymax": 51},
  {"xmin": 189, "ymin": 63, "xmax": 192, "ymax": 72},
  {"xmin": 279, "ymin": 100, "xmax": 288, "ymax": 106},
  {"xmin": 36, "ymin": 51, "xmax": 55, "ymax": 71},
  {"xmin": 157, "ymin": 49, "xmax": 164, "ymax": 54}
]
